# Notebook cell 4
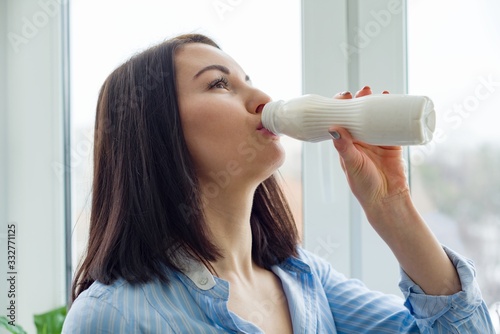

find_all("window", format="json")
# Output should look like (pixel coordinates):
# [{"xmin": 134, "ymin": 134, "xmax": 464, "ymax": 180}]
[
  {"xmin": 71, "ymin": 2, "xmax": 500, "ymax": 313},
  {"xmin": 408, "ymin": 0, "xmax": 500, "ymax": 310},
  {"xmin": 70, "ymin": 0, "xmax": 302, "ymax": 271}
]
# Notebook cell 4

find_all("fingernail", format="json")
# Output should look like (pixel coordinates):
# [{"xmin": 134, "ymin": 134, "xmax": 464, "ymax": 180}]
[
  {"xmin": 340, "ymin": 91, "xmax": 351, "ymax": 96},
  {"xmin": 329, "ymin": 131, "xmax": 341, "ymax": 140},
  {"xmin": 362, "ymin": 86, "xmax": 370, "ymax": 90}
]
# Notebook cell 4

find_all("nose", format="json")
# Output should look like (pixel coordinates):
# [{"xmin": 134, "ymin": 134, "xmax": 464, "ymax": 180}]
[{"xmin": 245, "ymin": 87, "xmax": 272, "ymax": 114}]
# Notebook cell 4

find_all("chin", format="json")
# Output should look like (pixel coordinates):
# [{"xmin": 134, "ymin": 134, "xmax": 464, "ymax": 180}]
[
  {"xmin": 275, "ymin": 148, "xmax": 286, "ymax": 169},
  {"xmin": 237, "ymin": 139, "xmax": 286, "ymax": 183},
  {"xmin": 261, "ymin": 144, "xmax": 286, "ymax": 178}
]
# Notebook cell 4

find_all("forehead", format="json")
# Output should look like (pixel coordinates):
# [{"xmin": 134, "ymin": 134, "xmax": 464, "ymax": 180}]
[{"xmin": 175, "ymin": 43, "xmax": 244, "ymax": 77}]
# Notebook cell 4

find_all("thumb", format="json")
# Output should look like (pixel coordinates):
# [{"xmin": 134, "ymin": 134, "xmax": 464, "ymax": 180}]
[{"xmin": 328, "ymin": 127, "xmax": 360, "ymax": 168}]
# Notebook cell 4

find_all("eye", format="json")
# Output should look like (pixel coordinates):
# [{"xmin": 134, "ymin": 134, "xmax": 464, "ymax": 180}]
[{"xmin": 208, "ymin": 76, "xmax": 229, "ymax": 90}]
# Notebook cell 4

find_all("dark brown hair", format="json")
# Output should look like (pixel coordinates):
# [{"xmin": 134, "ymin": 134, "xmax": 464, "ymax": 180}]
[{"xmin": 71, "ymin": 34, "xmax": 299, "ymax": 303}]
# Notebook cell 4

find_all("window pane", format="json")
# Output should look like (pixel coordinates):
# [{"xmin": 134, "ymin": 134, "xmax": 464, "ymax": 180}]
[
  {"xmin": 70, "ymin": 1, "xmax": 303, "ymax": 271},
  {"xmin": 408, "ymin": 0, "xmax": 500, "ymax": 310}
]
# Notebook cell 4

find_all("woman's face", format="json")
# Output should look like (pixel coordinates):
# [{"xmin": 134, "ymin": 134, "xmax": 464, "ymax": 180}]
[{"xmin": 175, "ymin": 43, "xmax": 285, "ymax": 191}]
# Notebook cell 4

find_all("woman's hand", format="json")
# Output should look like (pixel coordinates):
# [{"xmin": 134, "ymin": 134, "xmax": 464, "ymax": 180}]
[
  {"xmin": 330, "ymin": 86, "xmax": 461, "ymax": 296},
  {"xmin": 329, "ymin": 86, "xmax": 409, "ymax": 213}
]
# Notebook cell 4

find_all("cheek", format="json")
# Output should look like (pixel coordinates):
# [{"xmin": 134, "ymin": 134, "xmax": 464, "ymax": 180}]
[
  {"xmin": 180, "ymin": 98, "xmax": 241, "ymax": 135},
  {"xmin": 180, "ymin": 109, "xmax": 247, "ymax": 171},
  {"xmin": 182, "ymin": 110, "xmax": 242, "ymax": 148}
]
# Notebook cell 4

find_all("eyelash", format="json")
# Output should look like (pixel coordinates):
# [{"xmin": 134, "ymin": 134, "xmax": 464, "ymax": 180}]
[{"xmin": 208, "ymin": 76, "xmax": 229, "ymax": 90}]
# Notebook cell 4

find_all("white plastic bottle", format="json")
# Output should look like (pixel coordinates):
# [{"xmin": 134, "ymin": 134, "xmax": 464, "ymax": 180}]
[{"xmin": 261, "ymin": 94, "xmax": 436, "ymax": 145}]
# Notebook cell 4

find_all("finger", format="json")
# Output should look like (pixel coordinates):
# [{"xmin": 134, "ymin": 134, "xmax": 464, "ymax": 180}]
[
  {"xmin": 333, "ymin": 91, "xmax": 353, "ymax": 100},
  {"xmin": 355, "ymin": 86, "xmax": 372, "ymax": 98},
  {"xmin": 382, "ymin": 90, "xmax": 390, "ymax": 94},
  {"xmin": 328, "ymin": 126, "xmax": 361, "ymax": 168}
]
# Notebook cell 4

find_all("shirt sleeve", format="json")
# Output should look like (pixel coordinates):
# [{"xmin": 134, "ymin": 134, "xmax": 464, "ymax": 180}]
[
  {"xmin": 399, "ymin": 245, "xmax": 495, "ymax": 333},
  {"xmin": 299, "ymin": 247, "xmax": 495, "ymax": 333},
  {"xmin": 62, "ymin": 296, "xmax": 136, "ymax": 334}
]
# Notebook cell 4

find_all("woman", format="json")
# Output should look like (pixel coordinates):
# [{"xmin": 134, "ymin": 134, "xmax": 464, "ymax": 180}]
[{"xmin": 62, "ymin": 34, "xmax": 494, "ymax": 333}]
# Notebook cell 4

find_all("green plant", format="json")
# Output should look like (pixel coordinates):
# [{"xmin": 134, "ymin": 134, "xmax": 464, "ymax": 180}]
[
  {"xmin": 0, "ymin": 306, "xmax": 66, "ymax": 334},
  {"xmin": 34, "ymin": 306, "xmax": 67, "ymax": 334},
  {"xmin": 0, "ymin": 315, "xmax": 27, "ymax": 334}
]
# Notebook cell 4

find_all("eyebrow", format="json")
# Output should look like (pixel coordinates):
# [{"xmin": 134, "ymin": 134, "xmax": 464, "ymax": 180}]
[{"xmin": 193, "ymin": 64, "xmax": 251, "ymax": 82}]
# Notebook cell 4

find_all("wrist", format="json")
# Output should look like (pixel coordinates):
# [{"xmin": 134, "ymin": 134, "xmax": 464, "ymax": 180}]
[
  {"xmin": 361, "ymin": 189, "xmax": 424, "ymax": 246},
  {"xmin": 363, "ymin": 188, "xmax": 413, "ymax": 222},
  {"xmin": 361, "ymin": 189, "xmax": 462, "ymax": 295}
]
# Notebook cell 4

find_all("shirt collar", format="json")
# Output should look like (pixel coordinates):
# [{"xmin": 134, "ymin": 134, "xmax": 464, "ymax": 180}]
[
  {"xmin": 277, "ymin": 252, "xmax": 313, "ymax": 274},
  {"xmin": 177, "ymin": 255, "xmax": 217, "ymax": 291},
  {"xmin": 176, "ymin": 249, "xmax": 311, "ymax": 291}
]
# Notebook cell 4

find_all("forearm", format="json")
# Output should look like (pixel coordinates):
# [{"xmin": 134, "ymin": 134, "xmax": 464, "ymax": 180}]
[{"xmin": 363, "ymin": 189, "xmax": 462, "ymax": 296}]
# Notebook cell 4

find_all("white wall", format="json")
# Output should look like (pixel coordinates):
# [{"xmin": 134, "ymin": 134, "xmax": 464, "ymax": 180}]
[
  {"xmin": 0, "ymin": 0, "xmax": 7, "ymax": 216},
  {"xmin": 1, "ymin": 0, "xmax": 66, "ymax": 333},
  {"xmin": 1, "ymin": 1, "xmax": 9, "ymax": 331}
]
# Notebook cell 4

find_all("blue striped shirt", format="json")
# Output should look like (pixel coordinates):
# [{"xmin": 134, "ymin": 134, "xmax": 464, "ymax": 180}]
[{"xmin": 62, "ymin": 247, "xmax": 494, "ymax": 333}]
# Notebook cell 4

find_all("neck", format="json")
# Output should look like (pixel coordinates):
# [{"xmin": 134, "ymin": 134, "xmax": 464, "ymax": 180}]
[{"xmin": 202, "ymin": 183, "xmax": 257, "ymax": 280}]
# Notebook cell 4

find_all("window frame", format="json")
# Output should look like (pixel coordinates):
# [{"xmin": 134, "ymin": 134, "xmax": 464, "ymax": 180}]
[{"xmin": 301, "ymin": 0, "xmax": 407, "ymax": 295}]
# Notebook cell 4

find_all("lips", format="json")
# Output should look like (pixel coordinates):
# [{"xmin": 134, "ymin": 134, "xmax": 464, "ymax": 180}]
[{"xmin": 256, "ymin": 121, "xmax": 279, "ymax": 138}]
